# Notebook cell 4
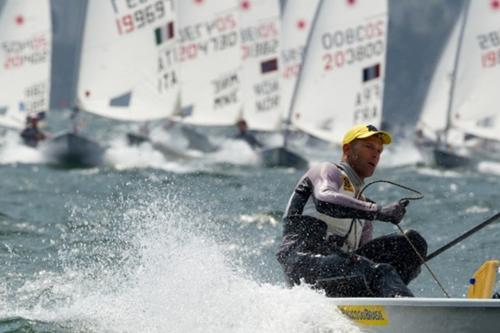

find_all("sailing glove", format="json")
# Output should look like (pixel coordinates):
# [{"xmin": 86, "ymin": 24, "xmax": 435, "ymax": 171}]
[{"xmin": 376, "ymin": 202, "xmax": 406, "ymax": 225}]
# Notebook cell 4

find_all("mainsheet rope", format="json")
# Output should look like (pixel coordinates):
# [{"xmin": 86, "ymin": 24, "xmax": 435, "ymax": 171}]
[{"xmin": 358, "ymin": 180, "xmax": 450, "ymax": 298}]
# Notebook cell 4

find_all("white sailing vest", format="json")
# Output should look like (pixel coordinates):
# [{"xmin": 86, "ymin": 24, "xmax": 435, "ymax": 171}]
[{"xmin": 302, "ymin": 168, "xmax": 365, "ymax": 252}]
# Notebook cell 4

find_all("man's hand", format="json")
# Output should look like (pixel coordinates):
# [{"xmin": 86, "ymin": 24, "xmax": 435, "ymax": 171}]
[{"xmin": 376, "ymin": 202, "xmax": 407, "ymax": 225}]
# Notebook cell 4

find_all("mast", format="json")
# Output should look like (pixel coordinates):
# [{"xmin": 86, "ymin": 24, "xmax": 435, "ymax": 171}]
[
  {"xmin": 71, "ymin": 0, "xmax": 88, "ymax": 110},
  {"xmin": 282, "ymin": 0, "xmax": 324, "ymax": 148},
  {"xmin": 443, "ymin": 0, "xmax": 470, "ymax": 145}
]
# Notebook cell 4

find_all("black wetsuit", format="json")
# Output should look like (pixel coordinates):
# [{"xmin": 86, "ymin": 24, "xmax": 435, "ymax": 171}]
[
  {"xmin": 20, "ymin": 127, "xmax": 46, "ymax": 148},
  {"xmin": 276, "ymin": 162, "xmax": 427, "ymax": 297}
]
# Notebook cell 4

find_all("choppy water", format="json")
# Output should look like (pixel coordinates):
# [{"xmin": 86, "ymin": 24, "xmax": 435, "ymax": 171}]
[{"xmin": 1, "ymin": 115, "xmax": 500, "ymax": 332}]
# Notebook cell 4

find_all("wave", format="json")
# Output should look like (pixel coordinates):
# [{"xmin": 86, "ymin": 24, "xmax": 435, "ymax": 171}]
[{"xmin": 0, "ymin": 193, "xmax": 360, "ymax": 333}]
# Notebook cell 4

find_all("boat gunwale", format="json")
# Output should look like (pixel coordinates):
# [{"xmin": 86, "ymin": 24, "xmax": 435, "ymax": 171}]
[{"xmin": 329, "ymin": 297, "xmax": 500, "ymax": 308}]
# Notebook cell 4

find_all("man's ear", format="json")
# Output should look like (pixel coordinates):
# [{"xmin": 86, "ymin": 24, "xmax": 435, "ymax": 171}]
[{"xmin": 342, "ymin": 143, "xmax": 350, "ymax": 155}]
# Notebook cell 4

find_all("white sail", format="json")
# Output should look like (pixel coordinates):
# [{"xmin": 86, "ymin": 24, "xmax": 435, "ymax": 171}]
[
  {"xmin": 290, "ymin": 0, "xmax": 388, "ymax": 144},
  {"xmin": 450, "ymin": 0, "xmax": 500, "ymax": 141},
  {"xmin": 417, "ymin": 11, "xmax": 464, "ymax": 142},
  {"xmin": 76, "ymin": 0, "xmax": 179, "ymax": 121},
  {"xmin": 175, "ymin": 0, "xmax": 242, "ymax": 126},
  {"xmin": 240, "ymin": 0, "xmax": 282, "ymax": 131},
  {"xmin": 0, "ymin": 0, "xmax": 51, "ymax": 129},
  {"xmin": 280, "ymin": 0, "xmax": 320, "ymax": 120}
]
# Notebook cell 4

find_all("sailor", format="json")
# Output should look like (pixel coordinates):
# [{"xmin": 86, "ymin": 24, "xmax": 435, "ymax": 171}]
[
  {"xmin": 276, "ymin": 124, "xmax": 427, "ymax": 297},
  {"xmin": 20, "ymin": 112, "xmax": 48, "ymax": 148},
  {"xmin": 70, "ymin": 106, "xmax": 83, "ymax": 134},
  {"xmin": 234, "ymin": 119, "xmax": 264, "ymax": 150}
]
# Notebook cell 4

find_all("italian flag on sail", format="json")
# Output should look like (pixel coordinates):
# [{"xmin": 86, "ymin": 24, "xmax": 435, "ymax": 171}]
[{"xmin": 155, "ymin": 22, "xmax": 174, "ymax": 45}]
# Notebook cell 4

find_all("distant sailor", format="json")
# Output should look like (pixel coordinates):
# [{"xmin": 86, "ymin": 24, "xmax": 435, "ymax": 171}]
[
  {"xmin": 70, "ymin": 106, "xmax": 83, "ymax": 134},
  {"xmin": 20, "ymin": 112, "xmax": 48, "ymax": 148},
  {"xmin": 234, "ymin": 119, "xmax": 263, "ymax": 150},
  {"xmin": 276, "ymin": 124, "xmax": 427, "ymax": 297}
]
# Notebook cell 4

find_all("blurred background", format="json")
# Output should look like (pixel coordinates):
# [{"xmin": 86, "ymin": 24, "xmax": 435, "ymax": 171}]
[{"xmin": 41, "ymin": 0, "xmax": 465, "ymax": 125}]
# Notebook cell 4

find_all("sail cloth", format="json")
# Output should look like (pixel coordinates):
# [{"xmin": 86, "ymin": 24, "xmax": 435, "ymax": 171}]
[
  {"xmin": 0, "ymin": 0, "xmax": 52, "ymax": 129},
  {"xmin": 419, "ymin": 1, "xmax": 500, "ymax": 145},
  {"xmin": 240, "ymin": 0, "xmax": 283, "ymax": 132},
  {"xmin": 280, "ymin": 0, "xmax": 320, "ymax": 120},
  {"xmin": 418, "ymin": 11, "xmax": 464, "ymax": 143},
  {"xmin": 76, "ymin": 0, "xmax": 179, "ymax": 121},
  {"xmin": 175, "ymin": 0, "xmax": 242, "ymax": 126},
  {"xmin": 450, "ymin": 0, "xmax": 500, "ymax": 141},
  {"xmin": 290, "ymin": 0, "xmax": 388, "ymax": 145}
]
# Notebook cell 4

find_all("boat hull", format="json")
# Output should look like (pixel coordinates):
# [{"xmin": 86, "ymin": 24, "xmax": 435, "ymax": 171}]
[
  {"xmin": 259, "ymin": 147, "xmax": 309, "ymax": 169},
  {"xmin": 42, "ymin": 132, "xmax": 104, "ymax": 168},
  {"xmin": 331, "ymin": 297, "xmax": 500, "ymax": 333},
  {"xmin": 433, "ymin": 147, "xmax": 474, "ymax": 169}
]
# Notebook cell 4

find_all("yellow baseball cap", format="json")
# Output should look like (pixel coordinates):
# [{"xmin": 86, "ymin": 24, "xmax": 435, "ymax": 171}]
[{"xmin": 342, "ymin": 124, "xmax": 392, "ymax": 145}]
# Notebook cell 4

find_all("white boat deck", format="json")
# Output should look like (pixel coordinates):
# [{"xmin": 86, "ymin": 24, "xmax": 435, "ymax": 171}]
[{"xmin": 330, "ymin": 297, "xmax": 500, "ymax": 333}]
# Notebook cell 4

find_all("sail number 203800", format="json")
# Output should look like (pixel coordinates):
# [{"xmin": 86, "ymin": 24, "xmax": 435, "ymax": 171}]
[{"xmin": 320, "ymin": 20, "xmax": 385, "ymax": 72}]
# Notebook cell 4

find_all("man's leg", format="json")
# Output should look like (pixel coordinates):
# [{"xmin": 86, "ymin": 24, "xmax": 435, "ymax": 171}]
[
  {"xmin": 356, "ymin": 229, "xmax": 428, "ymax": 284},
  {"xmin": 282, "ymin": 249, "xmax": 413, "ymax": 297}
]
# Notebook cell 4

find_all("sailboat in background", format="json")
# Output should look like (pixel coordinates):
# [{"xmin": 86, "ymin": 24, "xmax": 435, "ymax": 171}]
[
  {"xmin": 45, "ymin": 0, "xmax": 181, "ymax": 167},
  {"xmin": 77, "ymin": 0, "xmax": 179, "ymax": 122},
  {"xmin": 0, "ymin": 0, "xmax": 51, "ymax": 130},
  {"xmin": 175, "ymin": 0, "xmax": 241, "ymax": 127},
  {"xmin": 280, "ymin": 0, "xmax": 320, "ymax": 121},
  {"xmin": 239, "ymin": 0, "xmax": 282, "ymax": 131},
  {"xmin": 415, "ymin": 9, "xmax": 464, "ymax": 165},
  {"xmin": 166, "ymin": 0, "xmax": 241, "ymax": 154},
  {"xmin": 173, "ymin": 0, "xmax": 307, "ymax": 168},
  {"xmin": 255, "ymin": 0, "xmax": 320, "ymax": 169},
  {"xmin": 238, "ymin": 0, "xmax": 308, "ymax": 169},
  {"xmin": 288, "ymin": 0, "xmax": 388, "ymax": 146},
  {"xmin": 417, "ymin": 0, "xmax": 500, "ymax": 168}
]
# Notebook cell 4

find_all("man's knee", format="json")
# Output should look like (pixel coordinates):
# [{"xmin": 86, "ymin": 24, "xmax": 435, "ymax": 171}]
[
  {"xmin": 404, "ymin": 229, "xmax": 427, "ymax": 256},
  {"xmin": 398, "ymin": 230, "xmax": 427, "ymax": 283},
  {"xmin": 371, "ymin": 263, "xmax": 414, "ymax": 297}
]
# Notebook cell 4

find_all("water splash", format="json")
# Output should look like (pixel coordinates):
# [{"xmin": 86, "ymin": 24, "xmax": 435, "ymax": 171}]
[
  {"xmin": 103, "ymin": 130, "xmax": 260, "ymax": 171},
  {"xmin": 477, "ymin": 161, "xmax": 500, "ymax": 176},
  {"xmin": 415, "ymin": 167, "xmax": 462, "ymax": 178},
  {"xmin": 0, "ymin": 131, "xmax": 47, "ymax": 165},
  {"xmin": 104, "ymin": 136, "xmax": 199, "ymax": 173},
  {"xmin": 205, "ymin": 139, "xmax": 260, "ymax": 166},
  {"xmin": 379, "ymin": 140, "xmax": 424, "ymax": 168},
  {"xmin": 0, "ymin": 193, "xmax": 360, "ymax": 333}
]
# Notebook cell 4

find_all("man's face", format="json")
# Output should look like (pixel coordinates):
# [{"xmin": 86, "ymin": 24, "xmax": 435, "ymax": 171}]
[{"xmin": 346, "ymin": 135, "xmax": 384, "ymax": 179}]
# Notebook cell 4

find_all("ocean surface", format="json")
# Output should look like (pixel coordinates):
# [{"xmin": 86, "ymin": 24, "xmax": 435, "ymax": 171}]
[{"xmin": 1, "ymin": 113, "xmax": 500, "ymax": 332}]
